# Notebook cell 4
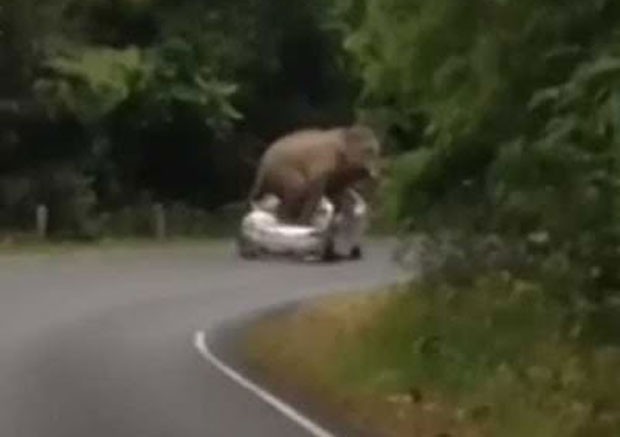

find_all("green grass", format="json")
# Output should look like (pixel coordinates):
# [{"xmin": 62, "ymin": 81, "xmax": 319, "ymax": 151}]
[
  {"xmin": 336, "ymin": 276, "xmax": 620, "ymax": 436},
  {"xmin": 246, "ymin": 276, "xmax": 620, "ymax": 437},
  {"xmin": 0, "ymin": 234, "xmax": 229, "ymax": 257},
  {"xmin": 0, "ymin": 209, "xmax": 240, "ymax": 256}
]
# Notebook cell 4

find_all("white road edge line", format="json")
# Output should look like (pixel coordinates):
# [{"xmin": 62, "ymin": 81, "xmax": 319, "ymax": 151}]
[{"xmin": 193, "ymin": 330, "xmax": 336, "ymax": 437}]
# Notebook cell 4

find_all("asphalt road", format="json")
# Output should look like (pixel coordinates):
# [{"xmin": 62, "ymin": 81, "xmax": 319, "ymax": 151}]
[{"xmin": 0, "ymin": 241, "xmax": 405, "ymax": 437}]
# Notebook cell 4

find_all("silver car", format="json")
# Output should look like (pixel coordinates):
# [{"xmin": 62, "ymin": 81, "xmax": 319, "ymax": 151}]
[{"xmin": 237, "ymin": 189, "xmax": 368, "ymax": 262}]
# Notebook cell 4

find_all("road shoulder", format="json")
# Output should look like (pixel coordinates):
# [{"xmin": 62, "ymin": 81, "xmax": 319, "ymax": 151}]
[{"xmin": 198, "ymin": 297, "xmax": 377, "ymax": 437}]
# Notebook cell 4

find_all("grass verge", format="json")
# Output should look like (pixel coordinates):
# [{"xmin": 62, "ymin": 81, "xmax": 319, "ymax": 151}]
[
  {"xmin": 0, "ymin": 235, "xmax": 229, "ymax": 257},
  {"xmin": 243, "ymin": 276, "xmax": 620, "ymax": 437}
]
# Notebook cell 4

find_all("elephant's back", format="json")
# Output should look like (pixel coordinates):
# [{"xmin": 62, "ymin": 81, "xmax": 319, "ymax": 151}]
[{"xmin": 264, "ymin": 129, "xmax": 338, "ymax": 168}]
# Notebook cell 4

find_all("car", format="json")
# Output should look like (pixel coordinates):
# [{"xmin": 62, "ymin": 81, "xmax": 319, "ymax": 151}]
[{"xmin": 237, "ymin": 189, "xmax": 368, "ymax": 262}]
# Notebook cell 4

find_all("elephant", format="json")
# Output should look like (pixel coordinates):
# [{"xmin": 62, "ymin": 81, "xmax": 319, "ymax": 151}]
[{"xmin": 247, "ymin": 125, "xmax": 382, "ymax": 225}]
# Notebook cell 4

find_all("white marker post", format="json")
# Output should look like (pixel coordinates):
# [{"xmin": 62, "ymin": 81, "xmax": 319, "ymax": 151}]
[{"xmin": 36, "ymin": 204, "xmax": 48, "ymax": 239}]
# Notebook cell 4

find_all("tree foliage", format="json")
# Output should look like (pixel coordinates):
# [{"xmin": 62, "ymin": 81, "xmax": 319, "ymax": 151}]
[
  {"xmin": 1, "ymin": 0, "xmax": 355, "ymax": 236},
  {"xmin": 336, "ymin": 0, "xmax": 620, "ymax": 301}
]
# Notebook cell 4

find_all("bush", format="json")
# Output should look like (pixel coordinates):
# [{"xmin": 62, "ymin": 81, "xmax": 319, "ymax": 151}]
[
  {"xmin": 0, "ymin": 167, "xmax": 100, "ymax": 240},
  {"xmin": 0, "ymin": 175, "xmax": 36, "ymax": 231},
  {"xmin": 337, "ymin": 0, "xmax": 620, "ymax": 308},
  {"xmin": 100, "ymin": 199, "xmax": 240, "ymax": 238},
  {"xmin": 38, "ymin": 166, "xmax": 100, "ymax": 240}
]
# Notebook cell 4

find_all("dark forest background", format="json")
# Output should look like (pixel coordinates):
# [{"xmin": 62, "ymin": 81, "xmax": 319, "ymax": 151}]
[{"xmin": 0, "ymin": 0, "xmax": 363, "ymax": 238}]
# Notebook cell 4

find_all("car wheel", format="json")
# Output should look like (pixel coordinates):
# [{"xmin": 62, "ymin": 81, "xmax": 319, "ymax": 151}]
[
  {"xmin": 350, "ymin": 246, "xmax": 363, "ymax": 260},
  {"xmin": 321, "ymin": 240, "xmax": 339, "ymax": 262},
  {"xmin": 237, "ymin": 235, "xmax": 259, "ymax": 259}
]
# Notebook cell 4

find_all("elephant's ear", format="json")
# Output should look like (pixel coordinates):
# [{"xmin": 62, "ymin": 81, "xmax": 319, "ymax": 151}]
[
  {"xmin": 343, "ymin": 126, "xmax": 374, "ymax": 161},
  {"xmin": 345, "ymin": 125, "xmax": 375, "ymax": 143}
]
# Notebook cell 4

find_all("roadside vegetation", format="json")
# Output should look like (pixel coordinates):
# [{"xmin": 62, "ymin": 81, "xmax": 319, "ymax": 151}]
[{"xmin": 247, "ymin": 279, "xmax": 620, "ymax": 436}]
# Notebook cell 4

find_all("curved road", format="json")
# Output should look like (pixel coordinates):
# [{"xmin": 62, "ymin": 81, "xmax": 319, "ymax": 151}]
[{"xmin": 0, "ymin": 241, "xmax": 404, "ymax": 437}]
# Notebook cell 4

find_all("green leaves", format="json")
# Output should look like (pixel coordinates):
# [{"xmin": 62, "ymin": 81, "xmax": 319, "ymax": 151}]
[
  {"xmin": 144, "ymin": 38, "xmax": 242, "ymax": 128},
  {"xmin": 575, "ymin": 57, "xmax": 620, "ymax": 86},
  {"xmin": 34, "ymin": 46, "xmax": 148, "ymax": 122},
  {"xmin": 32, "ymin": 40, "xmax": 241, "ymax": 129},
  {"xmin": 336, "ymin": 0, "xmax": 620, "ymax": 301}
]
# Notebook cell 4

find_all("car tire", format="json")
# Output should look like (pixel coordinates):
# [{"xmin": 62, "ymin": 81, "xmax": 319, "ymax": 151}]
[
  {"xmin": 321, "ymin": 240, "xmax": 339, "ymax": 262},
  {"xmin": 237, "ymin": 235, "xmax": 259, "ymax": 259},
  {"xmin": 350, "ymin": 246, "xmax": 363, "ymax": 260}
]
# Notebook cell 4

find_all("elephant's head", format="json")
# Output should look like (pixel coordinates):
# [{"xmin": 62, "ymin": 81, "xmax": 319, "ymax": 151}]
[{"xmin": 338, "ymin": 125, "xmax": 382, "ymax": 182}]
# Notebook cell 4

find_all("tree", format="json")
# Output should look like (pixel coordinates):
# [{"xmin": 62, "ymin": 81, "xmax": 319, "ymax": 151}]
[
  {"xmin": 1, "ymin": 0, "xmax": 358, "ymax": 235},
  {"xmin": 335, "ymin": 0, "xmax": 620, "ymax": 302}
]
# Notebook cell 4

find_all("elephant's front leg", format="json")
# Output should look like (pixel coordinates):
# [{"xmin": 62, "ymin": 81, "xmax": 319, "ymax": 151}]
[
  {"xmin": 298, "ymin": 176, "xmax": 328, "ymax": 226},
  {"xmin": 273, "ymin": 185, "xmax": 306, "ymax": 225}
]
